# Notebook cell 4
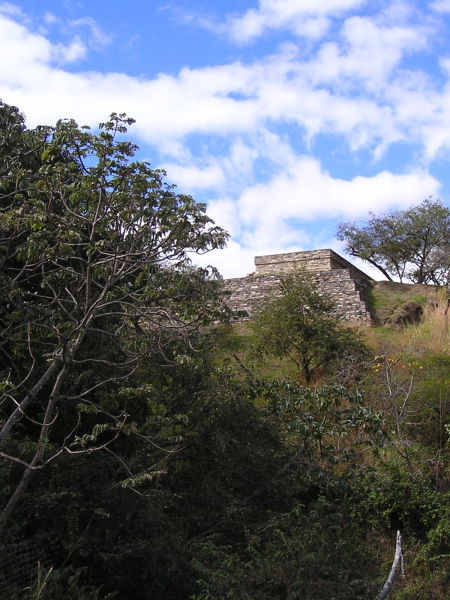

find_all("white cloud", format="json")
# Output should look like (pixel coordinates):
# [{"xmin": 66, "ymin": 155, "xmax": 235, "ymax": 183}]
[
  {"xmin": 429, "ymin": 0, "xmax": 450, "ymax": 12},
  {"xmin": 0, "ymin": 2, "xmax": 25, "ymax": 18},
  {"xmin": 69, "ymin": 17, "xmax": 112, "ymax": 49},
  {"xmin": 173, "ymin": 0, "xmax": 368, "ymax": 44},
  {"xmin": 193, "ymin": 239, "xmax": 258, "ymax": 279},
  {"xmin": 235, "ymin": 156, "xmax": 439, "ymax": 223},
  {"xmin": 0, "ymin": 14, "xmax": 53, "ymax": 72},
  {"xmin": 0, "ymin": 7, "xmax": 87, "ymax": 69},
  {"xmin": 0, "ymin": 3, "xmax": 449, "ymax": 279},
  {"xmin": 44, "ymin": 12, "xmax": 60, "ymax": 25},
  {"xmin": 53, "ymin": 36, "xmax": 86, "ymax": 63},
  {"xmin": 200, "ymin": 158, "xmax": 441, "ymax": 277},
  {"xmin": 333, "ymin": 15, "xmax": 425, "ymax": 87},
  {"xmin": 0, "ymin": 7, "xmax": 443, "ymax": 161},
  {"xmin": 220, "ymin": 0, "xmax": 367, "ymax": 43},
  {"xmin": 161, "ymin": 162, "xmax": 226, "ymax": 191}
]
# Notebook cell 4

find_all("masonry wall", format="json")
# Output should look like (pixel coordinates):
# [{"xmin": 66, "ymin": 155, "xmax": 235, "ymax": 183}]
[
  {"xmin": 255, "ymin": 249, "xmax": 357, "ymax": 275},
  {"xmin": 224, "ymin": 249, "xmax": 374, "ymax": 325}
]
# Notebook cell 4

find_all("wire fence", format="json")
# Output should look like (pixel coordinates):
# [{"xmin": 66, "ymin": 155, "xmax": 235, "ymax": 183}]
[{"xmin": 0, "ymin": 527, "xmax": 51, "ymax": 600}]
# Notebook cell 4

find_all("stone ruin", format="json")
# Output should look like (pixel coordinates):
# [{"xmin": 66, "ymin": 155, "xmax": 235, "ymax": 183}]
[{"xmin": 223, "ymin": 248, "xmax": 374, "ymax": 325}]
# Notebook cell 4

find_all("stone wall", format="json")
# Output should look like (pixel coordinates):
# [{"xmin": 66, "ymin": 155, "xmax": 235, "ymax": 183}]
[
  {"xmin": 255, "ymin": 248, "xmax": 357, "ymax": 274},
  {"xmin": 223, "ymin": 249, "xmax": 374, "ymax": 326}
]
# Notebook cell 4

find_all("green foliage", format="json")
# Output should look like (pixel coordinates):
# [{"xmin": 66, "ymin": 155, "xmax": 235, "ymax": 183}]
[
  {"xmin": 337, "ymin": 198, "xmax": 450, "ymax": 284},
  {"xmin": 26, "ymin": 565, "xmax": 113, "ymax": 600},
  {"xmin": 0, "ymin": 100, "xmax": 231, "ymax": 526},
  {"xmin": 263, "ymin": 380, "xmax": 385, "ymax": 468},
  {"xmin": 192, "ymin": 499, "xmax": 378, "ymax": 600},
  {"xmin": 188, "ymin": 378, "xmax": 385, "ymax": 600},
  {"xmin": 251, "ymin": 269, "xmax": 368, "ymax": 382},
  {"xmin": 4, "ymin": 100, "xmax": 450, "ymax": 599}
]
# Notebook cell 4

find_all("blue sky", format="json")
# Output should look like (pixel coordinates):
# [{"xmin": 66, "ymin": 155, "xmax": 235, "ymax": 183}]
[{"xmin": 1, "ymin": 0, "xmax": 450, "ymax": 278}]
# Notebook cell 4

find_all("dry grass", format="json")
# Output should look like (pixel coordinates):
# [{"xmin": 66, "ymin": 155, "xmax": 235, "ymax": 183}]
[
  {"xmin": 362, "ymin": 281, "xmax": 449, "ymax": 358},
  {"xmin": 366, "ymin": 280, "xmax": 440, "ymax": 325},
  {"xmin": 398, "ymin": 287, "xmax": 450, "ymax": 354}
]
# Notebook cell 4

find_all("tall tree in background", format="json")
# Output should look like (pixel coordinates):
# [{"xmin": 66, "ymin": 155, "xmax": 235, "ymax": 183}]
[
  {"xmin": 0, "ymin": 102, "xmax": 229, "ymax": 525},
  {"xmin": 337, "ymin": 199, "xmax": 450, "ymax": 283}
]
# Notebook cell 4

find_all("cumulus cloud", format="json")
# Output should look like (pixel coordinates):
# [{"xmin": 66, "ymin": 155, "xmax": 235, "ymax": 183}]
[
  {"xmin": 0, "ymin": 7, "xmax": 443, "ymax": 159},
  {"xmin": 44, "ymin": 12, "xmax": 59, "ymax": 25},
  {"xmin": 0, "ymin": 3, "xmax": 448, "ymax": 277},
  {"xmin": 311, "ymin": 15, "xmax": 427, "ymax": 89},
  {"xmin": 240, "ymin": 159, "xmax": 439, "ymax": 222},
  {"xmin": 0, "ymin": 7, "xmax": 101, "ymax": 68},
  {"xmin": 193, "ymin": 239, "xmax": 258, "ymax": 279},
  {"xmin": 208, "ymin": 0, "xmax": 367, "ymax": 44},
  {"xmin": 200, "ymin": 158, "xmax": 441, "ymax": 277},
  {"xmin": 161, "ymin": 162, "xmax": 226, "ymax": 191}
]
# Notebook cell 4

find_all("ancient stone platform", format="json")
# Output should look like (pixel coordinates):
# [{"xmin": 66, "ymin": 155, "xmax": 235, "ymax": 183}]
[{"xmin": 223, "ymin": 249, "xmax": 374, "ymax": 325}]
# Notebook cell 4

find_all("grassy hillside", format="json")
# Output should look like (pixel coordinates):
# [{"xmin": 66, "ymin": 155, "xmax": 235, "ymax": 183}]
[
  {"xmin": 367, "ymin": 280, "xmax": 441, "ymax": 325},
  {"xmin": 365, "ymin": 281, "xmax": 450, "ymax": 357}
]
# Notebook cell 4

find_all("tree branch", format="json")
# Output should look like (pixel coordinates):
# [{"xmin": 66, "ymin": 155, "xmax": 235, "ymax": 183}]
[{"xmin": 374, "ymin": 531, "xmax": 404, "ymax": 600}]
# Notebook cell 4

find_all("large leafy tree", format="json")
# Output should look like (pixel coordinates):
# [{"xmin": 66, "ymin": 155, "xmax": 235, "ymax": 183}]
[
  {"xmin": 337, "ymin": 199, "xmax": 450, "ymax": 283},
  {"xmin": 0, "ymin": 102, "xmax": 229, "ymax": 525}
]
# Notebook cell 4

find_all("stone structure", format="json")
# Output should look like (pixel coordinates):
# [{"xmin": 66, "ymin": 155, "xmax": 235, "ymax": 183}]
[{"xmin": 224, "ymin": 249, "xmax": 374, "ymax": 325}]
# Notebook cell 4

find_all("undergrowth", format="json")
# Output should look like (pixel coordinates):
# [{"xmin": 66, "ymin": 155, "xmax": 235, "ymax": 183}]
[{"xmin": 399, "ymin": 288, "xmax": 450, "ymax": 354}]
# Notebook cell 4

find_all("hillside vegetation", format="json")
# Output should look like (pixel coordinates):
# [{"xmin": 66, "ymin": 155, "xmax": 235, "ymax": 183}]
[
  {"xmin": 368, "ymin": 280, "xmax": 440, "ymax": 325},
  {"xmin": 1, "ymin": 100, "xmax": 450, "ymax": 600},
  {"xmin": 216, "ymin": 278, "xmax": 450, "ymax": 599}
]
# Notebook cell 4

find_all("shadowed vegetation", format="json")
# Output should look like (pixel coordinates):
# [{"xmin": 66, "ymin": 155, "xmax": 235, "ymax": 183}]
[{"xmin": 2, "ymin": 101, "xmax": 450, "ymax": 599}]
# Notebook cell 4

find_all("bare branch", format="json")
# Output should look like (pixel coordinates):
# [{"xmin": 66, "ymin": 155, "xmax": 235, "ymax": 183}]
[{"xmin": 374, "ymin": 531, "xmax": 404, "ymax": 600}]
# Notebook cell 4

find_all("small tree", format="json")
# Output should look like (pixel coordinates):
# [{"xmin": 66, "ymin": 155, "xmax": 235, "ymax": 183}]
[{"xmin": 251, "ymin": 270, "xmax": 367, "ymax": 382}]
